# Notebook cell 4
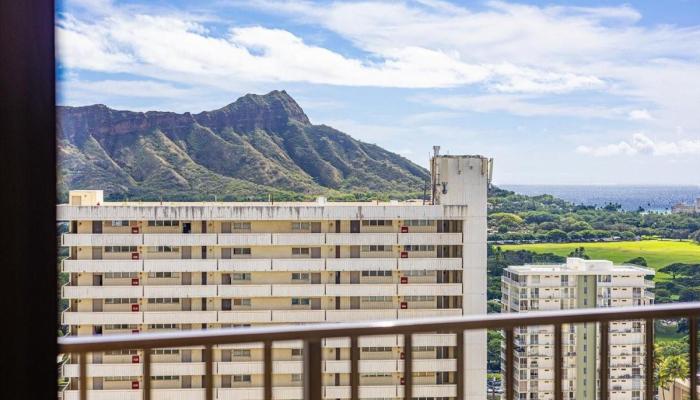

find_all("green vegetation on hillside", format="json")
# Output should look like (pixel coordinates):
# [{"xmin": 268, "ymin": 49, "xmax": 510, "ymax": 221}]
[{"xmin": 489, "ymin": 187, "xmax": 700, "ymax": 242}]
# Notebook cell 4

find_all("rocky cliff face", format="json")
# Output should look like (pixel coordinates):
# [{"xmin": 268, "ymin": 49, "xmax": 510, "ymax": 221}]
[{"xmin": 57, "ymin": 90, "xmax": 429, "ymax": 201}]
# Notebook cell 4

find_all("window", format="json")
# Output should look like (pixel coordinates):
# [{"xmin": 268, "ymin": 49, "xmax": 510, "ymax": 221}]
[
  {"xmin": 233, "ymin": 222, "xmax": 251, "ymax": 230},
  {"xmin": 109, "ymin": 220, "xmax": 129, "ymax": 227},
  {"xmin": 105, "ymin": 376, "xmax": 140, "ymax": 382},
  {"xmin": 105, "ymin": 272, "xmax": 138, "ymax": 278},
  {"xmin": 403, "ymin": 270, "xmax": 434, "ymax": 277},
  {"xmin": 147, "ymin": 220, "xmax": 179, "ymax": 227},
  {"xmin": 104, "ymin": 246, "xmax": 138, "ymax": 253},
  {"xmin": 147, "ymin": 298, "xmax": 180, "ymax": 304},
  {"xmin": 291, "ymin": 349, "xmax": 303, "ymax": 357},
  {"xmin": 361, "ymin": 245, "xmax": 392, "ymax": 252},
  {"xmin": 361, "ymin": 296, "xmax": 392, "ymax": 302},
  {"xmin": 233, "ymin": 349, "xmax": 251, "ymax": 357},
  {"xmin": 105, "ymin": 324, "xmax": 137, "ymax": 330},
  {"xmin": 233, "ymin": 247, "xmax": 251, "ymax": 255},
  {"xmin": 233, "ymin": 298, "xmax": 251, "ymax": 306},
  {"xmin": 403, "ymin": 245, "xmax": 435, "ymax": 252},
  {"xmin": 148, "ymin": 272, "xmax": 180, "ymax": 278},
  {"xmin": 292, "ymin": 247, "xmax": 310, "ymax": 256},
  {"xmin": 152, "ymin": 376, "xmax": 179, "ymax": 381},
  {"xmin": 361, "ymin": 270, "xmax": 392, "ymax": 277},
  {"xmin": 104, "ymin": 298, "xmax": 138, "ymax": 304},
  {"xmin": 414, "ymin": 346, "xmax": 435, "ymax": 352},
  {"xmin": 362, "ymin": 347, "xmax": 392, "ymax": 352},
  {"xmin": 148, "ymin": 324, "xmax": 177, "ymax": 329},
  {"xmin": 292, "ymin": 272, "xmax": 310, "ymax": 281},
  {"xmin": 233, "ymin": 273, "xmax": 251, "ymax": 281},
  {"xmin": 404, "ymin": 220, "xmax": 434, "ymax": 226},
  {"xmin": 291, "ymin": 373, "xmax": 302, "ymax": 382},
  {"xmin": 361, "ymin": 373, "xmax": 391, "ymax": 378},
  {"xmin": 291, "ymin": 298, "xmax": 310, "ymax": 306},
  {"xmin": 151, "ymin": 349, "xmax": 179, "ymax": 355},
  {"xmin": 233, "ymin": 375, "xmax": 252, "ymax": 382},
  {"xmin": 404, "ymin": 296, "xmax": 435, "ymax": 302},
  {"xmin": 148, "ymin": 246, "xmax": 179, "ymax": 253},
  {"xmin": 292, "ymin": 222, "xmax": 310, "ymax": 231},
  {"xmin": 361, "ymin": 220, "xmax": 392, "ymax": 226}
]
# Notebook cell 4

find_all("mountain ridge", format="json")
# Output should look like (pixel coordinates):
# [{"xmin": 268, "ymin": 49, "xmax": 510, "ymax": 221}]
[{"xmin": 57, "ymin": 90, "xmax": 429, "ymax": 201}]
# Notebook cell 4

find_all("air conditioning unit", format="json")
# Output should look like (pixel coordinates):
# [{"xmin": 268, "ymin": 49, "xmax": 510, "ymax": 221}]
[
  {"xmin": 131, "ymin": 304, "xmax": 140, "ymax": 312},
  {"xmin": 131, "ymin": 226, "xmax": 139, "ymax": 234},
  {"xmin": 132, "ymin": 355, "xmax": 140, "ymax": 363},
  {"xmin": 400, "ymin": 277, "xmax": 408, "ymax": 284},
  {"xmin": 400, "ymin": 252, "xmax": 408, "ymax": 258},
  {"xmin": 131, "ymin": 252, "xmax": 140, "ymax": 260},
  {"xmin": 400, "ymin": 352, "xmax": 405, "ymax": 359},
  {"xmin": 400, "ymin": 377, "xmax": 405, "ymax": 385},
  {"xmin": 132, "ymin": 381, "xmax": 140, "ymax": 389},
  {"xmin": 131, "ymin": 278, "xmax": 139, "ymax": 286},
  {"xmin": 131, "ymin": 329, "xmax": 140, "ymax": 334},
  {"xmin": 400, "ymin": 302, "xmax": 408, "ymax": 309},
  {"xmin": 401, "ymin": 226, "xmax": 409, "ymax": 233}
]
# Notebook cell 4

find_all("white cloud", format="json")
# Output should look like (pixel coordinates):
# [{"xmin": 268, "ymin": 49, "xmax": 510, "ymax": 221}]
[
  {"xmin": 576, "ymin": 133, "xmax": 700, "ymax": 157},
  {"xmin": 628, "ymin": 109, "xmax": 653, "ymax": 121},
  {"xmin": 57, "ymin": 1, "xmax": 614, "ymax": 93}
]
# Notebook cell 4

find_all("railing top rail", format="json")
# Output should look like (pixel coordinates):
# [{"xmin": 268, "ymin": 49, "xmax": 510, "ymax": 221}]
[{"xmin": 58, "ymin": 302, "xmax": 700, "ymax": 353}]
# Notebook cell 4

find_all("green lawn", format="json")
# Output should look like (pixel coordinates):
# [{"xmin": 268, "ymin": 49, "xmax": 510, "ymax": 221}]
[{"xmin": 499, "ymin": 240, "xmax": 700, "ymax": 281}]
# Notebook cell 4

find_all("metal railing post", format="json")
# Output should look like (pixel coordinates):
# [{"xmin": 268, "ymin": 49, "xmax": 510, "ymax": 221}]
[
  {"xmin": 456, "ymin": 331, "xmax": 464, "ymax": 400},
  {"xmin": 554, "ymin": 324, "xmax": 562, "ymax": 400},
  {"xmin": 264, "ymin": 340, "xmax": 273, "ymax": 400},
  {"xmin": 79, "ymin": 352, "xmax": 87, "ymax": 400},
  {"xmin": 350, "ymin": 336, "xmax": 359, "ymax": 400},
  {"xmin": 404, "ymin": 334, "xmax": 413, "ymax": 400},
  {"xmin": 645, "ymin": 318, "xmax": 654, "ymax": 400},
  {"xmin": 304, "ymin": 338, "xmax": 322, "ymax": 400},
  {"xmin": 143, "ymin": 349, "xmax": 151, "ymax": 400},
  {"xmin": 691, "ymin": 316, "xmax": 698, "ymax": 400},
  {"xmin": 204, "ymin": 345, "xmax": 213, "ymax": 400},
  {"xmin": 600, "ymin": 321, "xmax": 609, "ymax": 400},
  {"xmin": 505, "ymin": 328, "xmax": 514, "ymax": 400}
]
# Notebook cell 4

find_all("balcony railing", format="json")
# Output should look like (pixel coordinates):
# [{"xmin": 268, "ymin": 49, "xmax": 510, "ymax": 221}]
[{"xmin": 58, "ymin": 302, "xmax": 700, "ymax": 400}]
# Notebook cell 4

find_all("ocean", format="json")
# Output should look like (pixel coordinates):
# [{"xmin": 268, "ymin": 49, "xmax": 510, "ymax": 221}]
[{"xmin": 500, "ymin": 185, "xmax": 700, "ymax": 212}]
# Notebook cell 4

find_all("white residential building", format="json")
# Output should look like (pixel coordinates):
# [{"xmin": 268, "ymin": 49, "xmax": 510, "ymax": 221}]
[
  {"xmin": 501, "ymin": 258, "xmax": 655, "ymax": 400},
  {"xmin": 58, "ymin": 151, "xmax": 492, "ymax": 400}
]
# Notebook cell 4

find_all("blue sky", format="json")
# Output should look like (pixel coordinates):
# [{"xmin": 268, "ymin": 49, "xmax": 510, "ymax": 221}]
[{"xmin": 56, "ymin": 0, "xmax": 700, "ymax": 185}]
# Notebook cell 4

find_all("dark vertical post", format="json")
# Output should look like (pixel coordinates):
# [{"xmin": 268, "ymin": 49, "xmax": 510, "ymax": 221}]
[
  {"xmin": 691, "ymin": 316, "xmax": 698, "ymax": 400},
  {"xmin": 456, "ymin": 331, "xmax": 464, "ymax": 400},
  {"xmin": 264, "ymin": 340, "xmax": 273, "ymax": 400},
  {"xmin": 304, "ymin": 339, "xmax": 322, "ymax": 400},
  {"xmin": 143, "ymin": 349, "xmax": 151, "ymax": 400},
  {"xmin": 554, "ymin": 324, "xmax": 563, "ymax": 400},
  {"xmin": 404, "ymin": 334, "xmax": 413, "ymax": 400},
  {"xmin": 204, "ymin": 345, "xmax": 213, "ymax": 400},
  {"xmin": 350, "ymin": 336, "xmax": 359, "ymax": 400},
  {"xmin": 645, "ymin": 318, "xmax": 654, "ymax": 400},
  {"xmin": 505, "ymin": 328, "xmax": 514, "ymax": 400},
  {"xmin": 600, "ymin": 321, "xmax": 609, "ymax": 400},
  {"xmin": 0, "ymin": 2, "xmax": 57, "ymax": 400},
  {"xmin": 79, "ymin": 352, "xmax": 87, "ymax": 400}
]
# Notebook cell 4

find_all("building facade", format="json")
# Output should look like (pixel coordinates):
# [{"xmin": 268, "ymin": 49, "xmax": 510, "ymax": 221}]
[
  {"xmin": 501, "ymin": 258, "xmax": 655, "ymax": 400},
  {"xmin": 59, "ymin": 153, "xmax": 492, "ymax": 400},
  {"xmin": 671, "ymin": 198, "xmax": 700, "ymax": 214}
]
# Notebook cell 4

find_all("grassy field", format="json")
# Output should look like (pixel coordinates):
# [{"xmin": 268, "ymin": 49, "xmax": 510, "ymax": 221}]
[{"xmin": 499, "ymin": 240, "xmax": 700, "ymax": 280}]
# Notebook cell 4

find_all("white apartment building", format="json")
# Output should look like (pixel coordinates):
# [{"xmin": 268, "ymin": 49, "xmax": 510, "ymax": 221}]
[
  {"xmin": 58, "ymin": 151, "xmax": 492, "ymax": 400},
  {"xmin": 501, "ymin": 258, "xmax": 655, "ymax": 400}
]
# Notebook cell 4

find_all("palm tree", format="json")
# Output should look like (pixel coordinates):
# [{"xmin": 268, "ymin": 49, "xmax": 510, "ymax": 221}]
[{"xmin": 658, "ymin": 355, "xmax": 689, "ymax": 400}]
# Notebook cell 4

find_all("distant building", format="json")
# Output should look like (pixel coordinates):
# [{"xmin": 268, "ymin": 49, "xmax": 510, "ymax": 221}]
[
  {"xmin": 501, "ymin": 257, "xmax": 655, "ymax": 400},
  {"xmin": 672, "ymin": 198, "xmax": 700, "ymax": 214},
  {"xmin": 661, "ymin": 377, "xmax": 700, "ymax": 400},
  {"xmin": 58, "ymin": 150, "xmax": 494, "ymax": 400}
]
